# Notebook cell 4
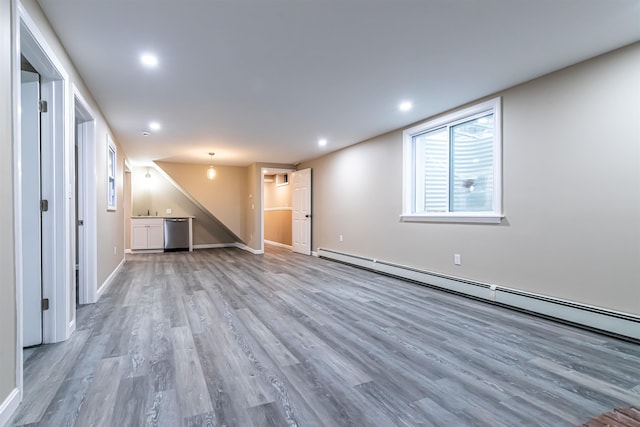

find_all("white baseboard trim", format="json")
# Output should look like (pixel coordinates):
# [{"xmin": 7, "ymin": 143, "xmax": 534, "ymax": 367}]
[
  {"xmin": 318, "ymin": 248, "xmax": 640, "ymax": 341},
  {"xmin": 264, "ymin": 240, "xmax": 292, "ymax": 250},
  {"xmin": 193, "ymin": 243, "xmax": 237, "ymax": 250},
  {"xmin": 311, "ymin": 251, "xmax": 318, "ymax": 257},
  {"xmin": 97, "ymin": 258, "xmax": 125, "ymax": 300},
  {"xmin": 0, "ymin": 388, "xmax": 20, "ymax": 427},
  {"xmin": 235, "ymin": 243, "xmax": 264, "ymax": 255},
  {"xmin": 124, "ymin": 248, "xmax": 132, "ymax": 254}
]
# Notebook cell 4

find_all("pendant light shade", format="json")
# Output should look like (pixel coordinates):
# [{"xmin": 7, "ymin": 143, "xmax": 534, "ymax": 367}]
[
  {"xmin": 145, "ymin": 167, "xmax": 151, "ymax": 178},
  {"xmin": 207, "ymin": 165, "xmax": 216, "ymax": 180},
  {"xmin": 207, "ymin": 153, "xmax": 216, "ymax": 180}
]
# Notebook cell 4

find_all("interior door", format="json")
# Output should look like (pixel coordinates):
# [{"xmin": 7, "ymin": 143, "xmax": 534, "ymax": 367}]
[
  {"xmin": 21, "ymin": 70, "xmax": 43, "ymax": 347},
  {"xmin": 292, "ymin": 168, "xmax": 311, "ymax": 255}
]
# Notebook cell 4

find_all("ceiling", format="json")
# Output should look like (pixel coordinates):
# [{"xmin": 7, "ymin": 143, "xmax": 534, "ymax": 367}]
[{"xmin": 37, "ymin": 0, "xmax": 640, "ymax": 167}]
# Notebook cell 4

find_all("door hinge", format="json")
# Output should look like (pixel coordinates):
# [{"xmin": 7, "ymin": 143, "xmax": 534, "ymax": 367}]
[
  {"xmin": 40, "ymin": 199, "xmax": 49, "ymax": 212},
  {"xmin": 41, "ymin": 298, "xmax": 49, "ymax": 311},
  {"xmin": 39, "ymin": 100, "xmax": 48, "ymax": 113},
  {"xmin": 77, "ymin": 219, "xmax": 84, "ymax": 226}
]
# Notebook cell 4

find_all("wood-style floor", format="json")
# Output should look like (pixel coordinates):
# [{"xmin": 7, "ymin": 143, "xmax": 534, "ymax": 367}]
[{"xmin": 9, "ymin": 246, "xmax": 640, "ymax": 426}]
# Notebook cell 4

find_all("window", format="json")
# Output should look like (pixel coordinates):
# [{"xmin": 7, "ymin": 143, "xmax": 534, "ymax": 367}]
[
  {"xmin": 276, "ymin": 173, "xmax": 289, "ymax": 187},
  {"xmin": 402, "ymin": 97, "xmax": 502, "ymax": 223},
  {"xmin": 107, "ymin": 135, "xmax": 117, "ymax": 211}
]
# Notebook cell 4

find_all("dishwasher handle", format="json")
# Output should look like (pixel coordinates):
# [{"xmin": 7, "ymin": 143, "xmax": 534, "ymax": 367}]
[{"xmin": 165, "ymin": 218, "xmax": 188, "ymax": 222}]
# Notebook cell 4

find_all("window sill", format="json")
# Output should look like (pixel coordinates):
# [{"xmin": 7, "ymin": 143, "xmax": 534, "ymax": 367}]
[{"xmin": 400, "ymin": 213, "xmax": 503, "ymax": 224}]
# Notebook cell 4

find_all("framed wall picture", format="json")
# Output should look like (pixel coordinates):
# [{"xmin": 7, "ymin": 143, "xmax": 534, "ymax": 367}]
[{"xmin": 107, "ymin": 135, "xmax": 116, "ymax": 211}]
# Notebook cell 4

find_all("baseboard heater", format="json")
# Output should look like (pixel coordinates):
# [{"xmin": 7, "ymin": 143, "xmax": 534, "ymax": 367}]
[{"xmin": 317, "ymin": 248, "xmax": 640, "ymax": 342}]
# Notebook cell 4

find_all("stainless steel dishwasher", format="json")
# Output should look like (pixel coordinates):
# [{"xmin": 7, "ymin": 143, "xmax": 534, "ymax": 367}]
[{"xmin": 163, "ymin": 218, "xmax": 189, "ymax": 251}]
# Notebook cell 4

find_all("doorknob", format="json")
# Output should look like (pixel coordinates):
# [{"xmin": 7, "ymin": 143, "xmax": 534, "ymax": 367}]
[{"xmin": 305, "ymin": 214, "xmax": 311, "ymax": 218}]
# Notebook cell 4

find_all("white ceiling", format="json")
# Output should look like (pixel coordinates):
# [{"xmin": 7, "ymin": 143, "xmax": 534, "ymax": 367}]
[{"xmin": 37, "ymin": 0, "xmax": 640, "ymax": 166}]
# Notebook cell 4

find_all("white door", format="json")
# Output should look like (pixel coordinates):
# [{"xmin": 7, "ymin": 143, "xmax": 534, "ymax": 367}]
[
  {"xmin": 292, "ymin": 168, "xmax": 311, "ymax": 255},
  {"xmin": 21, "ymin": 71, "xmax": 43, "ymax": 347}
]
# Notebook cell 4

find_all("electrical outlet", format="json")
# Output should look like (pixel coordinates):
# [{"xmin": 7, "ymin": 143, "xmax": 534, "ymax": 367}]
[
  {"xmin": 166, "ymin": 208, "xmax": 172, "ymax": 214},
  {"xmin": 114, "ymin": 246, "xmax": 117, "ymax": 255},
  {"xmin": 339, "ymin": 234, "xmax": 343, "ymax": 242},
  {"xmin": 454, "ymin": 254, "xmax": 461, "ymax": 265}
]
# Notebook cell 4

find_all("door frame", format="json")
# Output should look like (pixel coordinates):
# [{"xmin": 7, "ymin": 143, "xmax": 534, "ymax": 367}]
[
  {"xmin": 73, "ymin": 87, "xmax": 98, "ymax": 305},
  {"xmin": 260, "ymin": 167, "xmax": 295, "ymax": 253},
  {"xmin": 13, "ymin": 2, "xmax": 75, "ymax": 398}
]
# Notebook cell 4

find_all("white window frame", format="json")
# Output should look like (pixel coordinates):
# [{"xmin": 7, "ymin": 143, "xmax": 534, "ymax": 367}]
[
  {"xmin": 106, "ymin": 135, "xmax": 117, "ymax": 211},
  {"xmin": 401, "ymin": 97, "xmax": 503, "ymax": 223},
  {"xmin": 275, "ymin": 172, "xmax": 289, "ymax": 187}
]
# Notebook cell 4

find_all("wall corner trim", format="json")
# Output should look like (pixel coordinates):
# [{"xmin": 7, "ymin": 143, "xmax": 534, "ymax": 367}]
[
  {"xmin": 317, "ymin": 248, "xmax": 640, "ymax": 341},
  {"xmin": 96, "ymin": 258, "xmax": 125, "ymax": 300},
  {"xmin": 0, "ymin": 388, "xmax": 20, "ymax": 426}
]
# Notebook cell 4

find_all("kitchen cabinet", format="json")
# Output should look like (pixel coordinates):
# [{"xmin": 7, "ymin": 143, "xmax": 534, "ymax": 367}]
[{"xmin": 131, "ymin": 217, "xmax": 164, "ymax": 250}]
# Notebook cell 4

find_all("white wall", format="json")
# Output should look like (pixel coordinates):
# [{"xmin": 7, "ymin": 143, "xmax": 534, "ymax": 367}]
[{"xmin": 301, "ymin": 43, "xmax": 640, "ymax": 316}]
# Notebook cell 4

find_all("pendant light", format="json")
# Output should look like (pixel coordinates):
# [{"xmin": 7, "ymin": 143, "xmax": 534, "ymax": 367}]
[
  {"xmin": 207, "ymin": 152, "xmax": 216, "ymax": 180},
  {"xmin": 145, "ymin": 167, "xmax": 151, "ymax": 179}
]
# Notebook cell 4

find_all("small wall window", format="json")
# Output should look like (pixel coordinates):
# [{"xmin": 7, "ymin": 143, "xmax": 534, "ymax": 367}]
[
  {"xmin": 402, "ymin": 97, "xmax": 502, "ymax": 223},
  {"xmin": 276, "ymin": 173, "xmax": 289, "ymax": 187},
  {"xmin": 107, "ymin": 135, "xmax": 117, "ymax": 211}
]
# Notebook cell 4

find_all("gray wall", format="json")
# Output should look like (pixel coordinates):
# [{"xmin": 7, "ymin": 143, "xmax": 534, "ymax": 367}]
[
  {"xmin": 0, "ymin": 0, "xmax": 17, "ymax": 405},
  {"xmin": 301, "ymin": 43, "xmax": 640, "ymax": 316}
]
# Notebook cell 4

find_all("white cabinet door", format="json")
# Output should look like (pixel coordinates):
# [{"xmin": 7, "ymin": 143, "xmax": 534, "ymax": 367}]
[
  {"xmin": 131, "ymin": 225, "xmax": 150, "ymax": 250},
  {"xmin": 147, "ymin": 224, "xmax": 164, "ymax": 249}
]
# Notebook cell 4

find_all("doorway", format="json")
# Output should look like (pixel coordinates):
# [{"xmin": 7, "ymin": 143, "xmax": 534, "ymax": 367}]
[
  {"xmin": 260, "ymin": 167, "xmax": 311, "ymax": 255},
  {"xmin": 74, "ymin": 90, "xmax": 98, "ymax": 305},
  {"xmin": 17, "ymin": 6, "xmax": 75, "ymax": 351},
  {"xmin": 262, "ymin": 169, "xmax": 294, "ymax": 250}
]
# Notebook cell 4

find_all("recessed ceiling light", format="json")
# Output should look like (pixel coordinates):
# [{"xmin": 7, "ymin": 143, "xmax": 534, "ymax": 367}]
[
  {"xmin": 149, "ymin": 121, "xmax": 161, "ymax": 131},
  {"xmin": 140, "ymin": 53, "xmax": 158, "ymax": 68},
  {"xmin": 399, "ymin": 101, "xmax": 413, "ymax": 112},
  {"xmin": 318, "ymin": 138, "xmax": 327, "ymax": 147}
]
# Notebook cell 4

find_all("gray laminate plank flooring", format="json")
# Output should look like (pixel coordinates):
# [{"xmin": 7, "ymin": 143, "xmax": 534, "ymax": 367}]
[{"xmin": 8, "ymin": 246, "xmax": 640, "ymax": 426}]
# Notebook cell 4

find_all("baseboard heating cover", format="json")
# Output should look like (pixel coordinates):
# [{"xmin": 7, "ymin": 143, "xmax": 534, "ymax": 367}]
[{"xmin": 317, "ymin": 248, "xmax": 640, "ymax": 341}]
